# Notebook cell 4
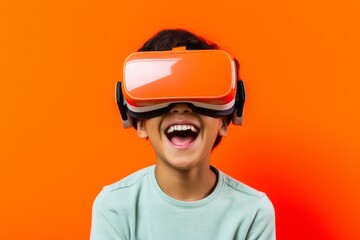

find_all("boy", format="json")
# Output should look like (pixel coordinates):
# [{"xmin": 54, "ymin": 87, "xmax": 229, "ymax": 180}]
[{"xmin": 90, "ymin": 29, "xmax": 276, "ymax": 240}]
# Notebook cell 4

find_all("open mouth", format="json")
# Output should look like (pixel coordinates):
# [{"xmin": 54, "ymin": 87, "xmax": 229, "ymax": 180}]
[{"xmin": 165, "ymin": 124, "xmax": 200, "ymax": 147}]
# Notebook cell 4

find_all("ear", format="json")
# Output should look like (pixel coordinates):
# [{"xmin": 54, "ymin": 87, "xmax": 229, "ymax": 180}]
[
  {"xmin": 136, "ymin": 120, "xmax": 148, "ymax": 139},
  {"xmin": 218, "ymin": 118, "xmax": 229, "ymax": 137}
]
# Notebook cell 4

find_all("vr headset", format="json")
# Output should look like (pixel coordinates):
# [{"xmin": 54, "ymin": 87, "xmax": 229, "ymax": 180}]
[{"xmin": 116, "ymin": 47, "xmax": 245, "ymax": 128}]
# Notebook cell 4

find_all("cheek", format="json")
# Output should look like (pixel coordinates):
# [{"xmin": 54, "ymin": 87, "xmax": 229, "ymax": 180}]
[
  {"xmin": 203, "ymin": 118, "xmax": 223, "ymax": 138},
  {"xmin": 144, "ymin": 117, "xmax": 162, "ymax": 131},
  {"xmin": 144, "ymin": 119, "xmax": 163, "ymax": 141}
]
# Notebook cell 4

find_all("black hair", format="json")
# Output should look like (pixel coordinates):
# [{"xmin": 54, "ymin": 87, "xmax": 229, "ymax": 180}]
[
  {"xmin": 137, "ymin": 29, "xmax": 239, "ymax": 149},
  {"xmin": 138, "ymin": 29, "xmax": 219, "ymax": 51}
]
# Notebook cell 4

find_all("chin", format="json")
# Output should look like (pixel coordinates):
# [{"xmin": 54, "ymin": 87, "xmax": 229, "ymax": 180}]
[{"xmin": 165, "ymin": 154, "xmax": 208, "ymax": 171}]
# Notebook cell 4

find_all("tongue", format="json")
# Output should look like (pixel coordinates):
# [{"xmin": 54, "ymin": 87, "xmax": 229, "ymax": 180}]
[{"xmin": 171, "ymin": 136, "xmax": 194, "ymax": 146}]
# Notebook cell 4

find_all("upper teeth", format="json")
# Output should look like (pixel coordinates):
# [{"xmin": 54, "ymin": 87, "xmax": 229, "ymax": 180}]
[{"xmin": 167, "ymin": 125, "xmax": 198, "ymax": 133}]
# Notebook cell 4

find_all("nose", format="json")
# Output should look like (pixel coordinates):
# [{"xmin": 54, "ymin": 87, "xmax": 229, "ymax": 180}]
[{"xmin": 169, "ymin": 103, "xmax": 193, "ymax": 114}]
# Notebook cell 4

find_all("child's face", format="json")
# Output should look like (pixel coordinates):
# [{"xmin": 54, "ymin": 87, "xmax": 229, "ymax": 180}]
[{"xmin": 136, "ymin": 104, "xmax": 228, "ymax": 170}]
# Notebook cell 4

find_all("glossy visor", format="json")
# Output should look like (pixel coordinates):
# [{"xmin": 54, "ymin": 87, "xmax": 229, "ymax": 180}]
[
  {"xmin": 123, "ymin": 50, "xmax": 236, "ymax": 112},
  {"xmin": 116, "ymin": 49, "xmax": 245, "ymax": 128}
]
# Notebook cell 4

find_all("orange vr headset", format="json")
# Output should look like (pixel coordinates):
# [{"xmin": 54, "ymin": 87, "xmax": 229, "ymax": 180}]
[{"xmin": 116, "ymin": 48, "xmax": 245, "ymax": 128}]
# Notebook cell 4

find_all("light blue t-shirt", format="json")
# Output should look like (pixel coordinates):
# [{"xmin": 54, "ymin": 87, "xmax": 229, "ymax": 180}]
[{"xmin": 90, "ymin": 165, "xmax": 275, "ymax": 240}]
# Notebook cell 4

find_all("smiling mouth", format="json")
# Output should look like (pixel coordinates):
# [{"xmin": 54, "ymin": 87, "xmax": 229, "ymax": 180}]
[{"xmin": 165, "ymin": 124, "xmax": 199, "ymax": 147}]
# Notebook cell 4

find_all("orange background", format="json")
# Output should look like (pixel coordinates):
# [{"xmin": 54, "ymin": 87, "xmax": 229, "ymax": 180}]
[{"xmin": 1, "ymin": 0, "xmax": 359, "ymax": 239}]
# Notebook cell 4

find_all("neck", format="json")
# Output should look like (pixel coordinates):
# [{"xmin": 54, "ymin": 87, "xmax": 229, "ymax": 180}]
[{"xmin": 155, "ymin": 163, "xmax": 218, "ymax": 201}]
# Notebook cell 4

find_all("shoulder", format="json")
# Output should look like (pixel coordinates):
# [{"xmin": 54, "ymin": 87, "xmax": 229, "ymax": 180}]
[
  {"xmin": 219, "ymin": 170, "xmax": 275, "ymax": 212},
  {"xmin": 93, "ymin": 166, "xmax": 154, "ymax": 211},
  {"xmin": 90, "ymin": 167, "xmax": 154, "ymax": 239},
  {"xmin": 220, "ymin": 170, "xmax": 264, "ymax": 197},
  {"xmin": 218, "ymin": 170, "xmax": 275, "ymax": 233},
  {"xmin": 103, "ymin": 165, "xmax": 154, "ymax": 192}
]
